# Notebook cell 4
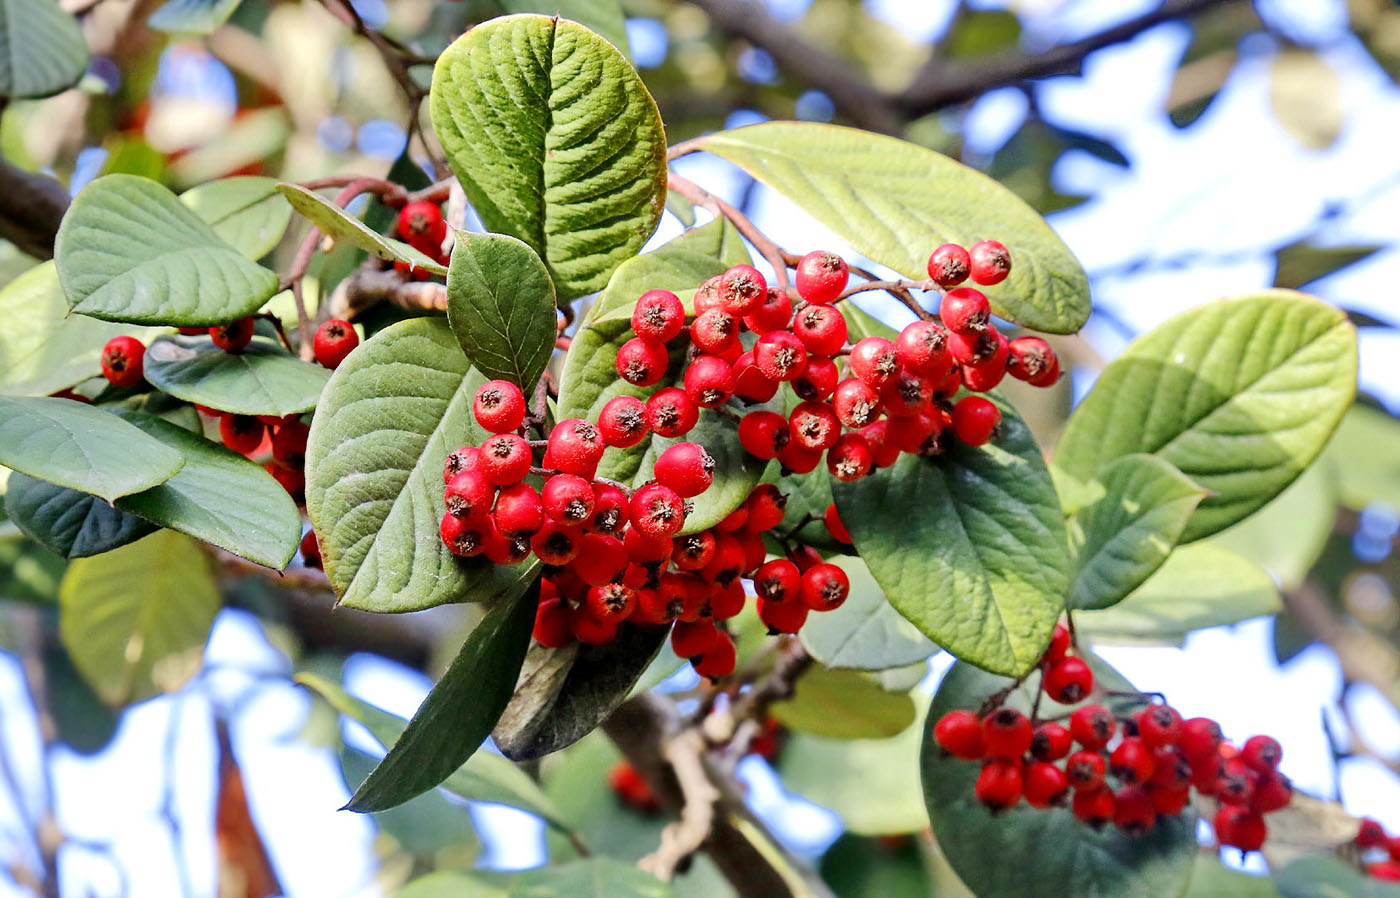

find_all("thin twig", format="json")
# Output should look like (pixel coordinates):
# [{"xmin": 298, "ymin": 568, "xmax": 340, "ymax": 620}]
[{"xmin": 666, "ymin": 171, "xmax": 793, "ymax": 289}]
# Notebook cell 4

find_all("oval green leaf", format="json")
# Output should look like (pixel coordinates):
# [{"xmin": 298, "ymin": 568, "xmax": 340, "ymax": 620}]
[
  {"xmin": 305, "ymin": 317, "xmax": 533, "ymax": 612},
  {"xmin": 446, "ymin": 232, "xmax": 557, "ymax": 389},
  {"xmin": 0, "ymin": 396, "xmax": 185, "ymax": 502},
  {"xmin": 1054, "ymin": 291, "xmax": 1357, "ymax": 542},
  {"xmin": 695, "ymin": 122, "xmax": 1090, "ymax": 334},
  {"xmin": 55, "ymin": 174, "xmax": 280, "ymax": 326},
  {"xmin": 276, "ymin": 183, "xmax": 446, "ymax": 275},
  {"xmin": 831, "ymin": 396, "xmax": 1067, "ymax": 676},
  {"xmin": 346, "ymin": 580, "xmax": 539, "ymax": 812},
  {"xmin": 799, "ymin": 555, "xmax": 935, "ymax": 670},
  {"xmin": 770, "ymin": 667, "xmax": 916, "ymax": 740},
  {"xmin": 498, "ymin": 0, "xmax": 631, "ymax": 59},
  {"xmin": 429, "ymin": 14, "xmax": 668, "ymax": 300},
  {"xmin": 0, "ymin": 0, "xmax": 88, "ymax": 99},
  {"xmin": 143, "ymin": 333, "xmax": 331, "ymax": 417},
  {"xmin": 4, "ymin": 471, "xmax": 154, "ymax": 558},
  {"xmin": 180, "ymin": 176, "xmax": 291, "ymax": 259}
]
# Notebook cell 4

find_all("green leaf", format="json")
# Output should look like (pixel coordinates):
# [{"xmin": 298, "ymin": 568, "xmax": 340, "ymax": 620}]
[
  {"xmin": 429, "ymin": 14, "xmax": 667, "ymax": 299},
  {"xmin": 4, "ymin": 471, "xmax": 155, "ymax": 558},
  {"xmin": 1209, "ymin": 460, "xmax": 1335, "ymax": 590},
  {"xmin": 305, "ymin": 318, "xmax": 536, "ymax": 612},
  {"xmin": 498, "ymin": 0, "xmax": 631, "ymax": 59},
  {"xmin": 296, "ymin": 671, "xmax": 572, "ymax": 830},
  {"xmin": 41, "ymin": 637, "xmax": 120, "ymax": 755},
  {"xmin": 58, "ymin": 530, "xmax": 220, "ymax": 705},
  {"xmin": 665, "ymin": 190, "xmax": 695, "ymax": 227},
  {"xmin": 1325, "ymin": 405, "xmax": 1400, "ymax": 511},
  {"xmin": 511, "ymin": 859, "xmax": 676, "ymax": 898},
  {"xmin": 0, "ymin": 396, "xmax": 185, "ymax": 502},
  {"xmin": 820, "ymin": 834, "xmax": 943, "ymax": 898},
  {"xmin": 339, "ymin": 745, "xmax": 482, "ymax": 862},
  {"xmin": 1054, "ymin": 291, "xmax": 1356, "ymax": 541},
  {"xmin": 1076, "ymin": 542, "xmax": 1280, "ymax": 646},
  {"xmin": 1186, "ymin": 858, "xmax": 1280, "ymax": 898},
  {"xmin": 143, "ymin": 333, "xmax": 331, "ymax": 418},
  {"xmin": 1273, "ymin": 238, "xmax": 1381, "ymax": 291},
  {"xmin": 1275, "ymin": 856, "xmax": 1400, "ymax": 898},
  {"xmin": 798, "ymin": 555, "xmax": 935, "ymax": 670},
  {"xmin": 695, "ymin": 123, "xmax": 1090, "ymax": 334},
  {"xmin": 347, "ymin": 580, "xmax": 539, "ymax": 812},
  {"xmin": 832, "ymin": 396, "xmax": 1068, "ymax": 676},
  {"xmin": 922, "ymin": 658, "xmax": 1198, "ymax": 898},
  {"xmin": 148, "ymin": 0, "xmax": 244, "ymax": 34},
  {"xmin": 276, "ymin": 183, "xmax": 446, "ymax": 276},
  {"xmin": 446, "ymin": 233, "xmax": 557, "ymax": 389},
  {"xmin": 396, "ymin": 872, "xmax": 506, "ymax": 898},
  {"xmin": 0, "ymin": 0, "xmax": 87, "ymax": 98},
  {"xmin": 1067, "ymin": 454, "xmax": 1207, "ymax": 611},
  {"xmin": 112, "ymin": 412, "xmax": 302, "ymax": 569},
  {"xmin": 493, "ymin": 623, "xmax": 668, "ymax": 760},
  {"xmin": 54, "ymin": 174, "xmax": 280, "ymax": 326},
  {"xmin": 0, "ymin": 262, "xmax": 167, "ymax": 397},
  {"xmin": 770, "ymin": 667, "xmax": 916, "ymax": 740},
  {"xmin": 0, "ymin": 537, "xmax": 65, "ymax": 604},
  {"xmin": 180, "ymin": 176, "xmax": 291, "ymax": 259}
]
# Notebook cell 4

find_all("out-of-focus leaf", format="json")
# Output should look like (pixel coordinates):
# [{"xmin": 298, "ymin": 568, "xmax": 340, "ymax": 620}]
[
  {"xmin": 1269, "ymin": 50, "xmax": 1345, "ymax": 150},
  {"xmin": 1273, "ymin": 239, "xmax": 1381, "ymax": 290}
]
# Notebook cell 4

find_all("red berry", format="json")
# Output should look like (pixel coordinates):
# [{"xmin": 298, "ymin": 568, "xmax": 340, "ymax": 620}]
[
  {"xmin": 313, "ymin": 319, "xmax": 359, "ymax": 369},
  {"xmin": 1179, "ymin": 717, "xmax": 1223, "ymax": 761},
  {"xmin": 1250, "ymin": 770, "xmax": 1292, "ymax": 813},
  {"xmin": 788, "ymin": 400, "xmax": 841, "ymax": 452},
  {"xmin": 532, "ymin": 522, "xmax": 583, "ymax": 565},
  {"xmin": 1024, "ymin": 761, "xmax": 1070, "ymax": 809},
  {"xmin": 631, "ymin": 289, "xmax": 685, "ymax": 343},
  {"xmin": 951, "ymin": 396, "xmax": 1001, "ymax": 446},
  {"xmin": 1113, "ymin": 785, "xmax": 1155, "ymax": 835},
  {"xmin": 752, "ymin": 559, "xmax": 801, "ymax": 605},
  {"xmin": 629, "ymin": 483, "xmax": 686, "ymax": 540},
  {"xmin": 1358, "ymin": 818, "xmax": 1388, "ymax": 848},
  {"xmin": 1241, "ymin": 735, "xmax": 1282, "ymax": 773},
  {"xmin": 757, "ymin": 595, "xmax": 808, "ymax": 634},
  {"xmin": 645, "ymin": 388, "xmax": 699, "ymax": 438},
  {"xmin": 211, "ymin": 317, "xmax": 255, "ymax": 352},
  {"xmin": 1216, "ymin": 759, "xmax": 1256, "ymax": 806},
  {"xmin": 440, "ymin": 513, "xmax": 488, "ymax": 557},
  {"xmin": 744, "ymin": 485, "xmax": 787, "ymax": 532},
  {"xmin": 792, "ymin": 355, "xmax": 839, "ymax": 401},
  {"xmin": 541, "ymin": 474, "xmax": 594, "ymax": 524},
  {"xmin": 1214, "ymin": 806, "xmax": 1266, "ymax": 852},
  {"xmin": 894, "ymin": 321, "xmax": 950, "ymax": 378},
  {"xmin": 975, "ymin": 760, "xmax": 1023, "ymax": 810},
  {"xmin": 1043, "ymin": 657, "xmax": 1093, "ymax": 704},
  {"xmin": 886, "ymin": 408, "xmax": 940, "ymax": 454},
  {"xmin": 443, "ymin": 445, "xmax": 482, "ymax": 483},
  {"xmin": 1069, "ymin": 704, "xmax": 1116, "ymax": 750},
  {"xmin": 939, "ymin": 288, "xmax": 990, "ymax": 334},
  {"xmin": 271, "ymin": 419, "xmax": 309, "ymax": 469},
  {"xmin": 658, "ymin": 572, "xmax": 705, "ymax": 623},
  {"xmin": 1007, "ymin": 336, "xmax": 1058, "ymax": 385},
  {"xmin": 738, "ymin": 410, "xmax": 790, "ymax": 459},
  {"xmin": 710, "ymin": 581, "xmax": 746, "ymax": 620},
  {"xmin": 736, "ymin": 532, "xmax": 767, "ymax": 573},
  {"xmin": 100, "ymin": 336, "xmax": 145, "ymax": 387},
  {"xmin": 587, "ymin": 484, "xmax": 628, "ymax": 534},
  {"xmin": 848, "ymin": 337, "xmax": 898, "ymax": 389},
  {"xmin": 1044, "ymin": 623, "xmax": 1071, "ymax": 663},
  {"xmin": 800, "ymin": 563, "xmax": 849, "ymax": 611},
  {"xmin": 397, "ymin": 200, "xmax": 446, "ymax": 250},
  {"xmin": 684, "ymin": 354, "xmax": 735, "ymax": 408},
  {"xmin": 300, "ymin": 529, "xmax": 322, "ymax": 568},
  {"xmin": 268, "ymin": 462, "xmax": 305, "ymax": 500},
  {"xmin": 598, "ymin": 395, "xmax": 649, "ymax": 448},
  {"xmin": 778, "ymin": 441, "xmax": 822, "ymax": 474},
  {"xmin": 861, "ymin": 420, "xmax": 901, "ymax": 468},
  {"xmin": 744, "ymin": 287, "xmax": 793, "ymax": 334},
  {"xmin": 569, "ymin": 605, "xmax": 619, "ymax": 646},
  {"xmin": 445, "ymin": 470, "xmax": 494, "ymax": 521},
  {"xmin": 485, "ymin": 524, "xmax": 532, "ymax": 565},
  {"xmin": 672, "ymin": 531, "xmax": 716, "ymax": 570},
  {"xmin": 493, "ymin": 482, "xmax": 543, "ymax": 537},
  {"xmin": 1368, "ymin": 861, "xmax": 1400, "ymax": 882},
  {"xmin": 827, "ymin": 432, "xmax": 873, "ymax": 482},
  {"xmin": 616, "ymin": 337, "xmax": 670, "ymax": 387},
  {"xmin": 672, "ymin": 618, "xmax": 719, "ymax": 658},
  {"xmin": 220, "ymin": 414, "xmax": 265, "ymax": 455},
  {"xmin": 1072, "ymin": 787, "xmax": 1114, "ymax": 827},
  {"xmin": 881, "ymin": 368, "xmax": 934, "ymax": 418},
  {"xmin": 823, "ymin": 503, "xmax": 851, "ymax": 544},
  {"xmin": 533, "ymin": 598, "xmax": 573, "ymax": 648},
  {"xmin": 730, "ymin": 351, "xmax": 779, "ymax": 403},
  {"xmin": 1149, "ymin": 746, "xmax": 1193, "ymax": 791},
  {"xmin": 624, "ymin": 526, "xmax": 672, "ymax": 564},
  {"xmin": 960, "ymin": 357, "xmax": 1008, "ymax": 394},
  {"xmin": 479, "ymin": 433, "xmax": 532, "ymax": 485},
  {"xmin": 1150, "ymin": 783, "xmax": 1192, "ymax": 816},
  {"xmin": 654, "ymin": 442, "xmax": 715, "ymax": 499},
  {"xmin": 1066, "ymin": 750, "xmax": 1107, "ymax": 791},
  {"xmin": 933, "ymin": 710, "xmax": 985, "ymax": 760},
  {"xmin": 1031, "ymin": 723, "xmax": 1072, "ymax": 762},
  {"xmin": 473, "ymin": 380, "xmax": 527, "ymax": 433},
  {"xmin": 1110, "ymin": 738, "xmax": 1156, "ymax": 786},
  {"xmin": 1137, "ymin": 705, "xmax": 1183, "ymax": 749},
  {"xmin": 573, "ymin": 533, "xmax": 628, "ymax": 586},
  {"xmin": 585, "ymin": 583, "xmax": 637, "ymax": 623},
  {"xmin": 833, "ymin": 377, "xmax": 883, "ymax": 429},
  {"xmin": 926, "ymin": 243, "xmax": 970, "ymax": 287},
  {"xmin": 548, "ymin": 419, "xmax": 605, "ymax": 477},
  {"xmin": 691, "ymin": 629, "xmax": 736, "ymax": 679},
  {"xmin": 795, "ymin": 250, "xmax": 848, "ymax": 304},
  {"xmin": 719, "ymin": 264, "xmax": 767, "ymax": 316},
  {"xmin": 702, "ymin": 535, "xmax": 746, "ymax": 585},
  {"xmin": 982, "ymin": 708, "xmax": 1033, "ymax": 760},
  {"xmin": 968, "ymin": 239, "xmax": 1011, "ymax": 286},
  {"xmin": 753, "ymin": 331, "xmax": 808, "ymax": 382},
  {"xmin": 792, "ymin": 304, "xmax": 847, "ymax": 356}
]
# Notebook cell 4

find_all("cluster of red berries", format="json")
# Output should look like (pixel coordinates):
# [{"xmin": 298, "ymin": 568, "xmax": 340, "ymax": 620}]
[
  {"xmin": 394, "ymin": 200, "xmax": 450, "ymax": 279},
  {"xmin": 1356, "ymin": 818, "xmax": 1400, "ymax": 881},
  {"xmin": 199, "ymin": 407, "xmax": 310, "ymax": 502},
  {"xmin": 614, "ymin": 242, "xmax": 1058, "ymax": 482},
  {"xmin": 933, "ymin": 624, "xmax": 1292, "ymax": 851}
]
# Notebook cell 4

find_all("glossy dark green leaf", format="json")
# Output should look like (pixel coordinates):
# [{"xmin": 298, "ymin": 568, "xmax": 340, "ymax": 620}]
[
  {"xmin": 1055, "ymin": 291, "xmax": 1357, "ymax": 541},
  {"xmin": 4, "ymin": 471, "xmax": 155, "ymax": 558},
  {"xmin": 347, "ymin": 580, "xmax": 540, "ymax": 812},
  {"xmin": 143, "ymin": 333, "xmax": 331, "ymax": 418},
  {"xmin": 799, "ymin": 556, "xmax": 935, "ymax": 670},
  {"xmin": 0, "ymin": 396, "xmax": 184, "ymax": 501},
  {"xmin": 446, "ymin": 233, "xmax": 557, "ymax": 389},
  {"xmin": 276, "ymin": 183, "xmax": 446, "ymax": 275},
  {"xmin": 179, "ymin": 176, "xmax": 291, "ymax": 258},
  {"xmin": 429, "ymin": 15, "xmax": 667, "ymax": 299},
  {"xmin": 0, "ymin": 0, "xmax": 87, "ymax": 98},
  {"xmin": 148, "ymin": 0, "xmax": 244, "ymax": 34},
  {"xmin": 770, "ymin": 666, "xmax": 916, "ymax": 740},
  {"xmin": 55, "ymin": 175, "xmax": 279, "ymax": 325}
]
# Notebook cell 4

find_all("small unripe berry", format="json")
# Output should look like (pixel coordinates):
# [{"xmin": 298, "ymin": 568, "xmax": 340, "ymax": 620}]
[
  {"xmin": 792, "ymin": 355, "xmax": 839, "ymax": 401},
  {"xmin": 744, "ymin": 287, "xmax": 793, "ymax": 334},
  {"xmin": 653, "ymin": 442, "xmax": 715, "ymax": 498},
  {"xmin": 397, "ymin": 200, "xmax": 446, "ymax": 250},
  {"xmin": 672, "ymin": 618, "xmax": 719, "ymax": 658},
  {"xmin": 975, "ymin": 760, "xmax": 1023, "ymax": 810},
  {"xmin": 548, "ymin": 419, "xmax": 606, "ymax": 476},
  {"xmin": 616, "ymin": 337, "xmax": 670, "ymax": 386},
  {"xmin": 313, "ymin": 319, "xmax": 359, "ymax": 369},
  {"xmin": 631, "ymin": 289, "xmax": 685, "ymax": 343},
  {"xmin": 100, "ymin": 336, "xmax": 145, "ymax": 387},
  {"xmin": 211, "ymin": 317, "xmax": 255, "ymax": 352},
  {"xmin": 1031, "ymin": 723, "xmax": 1072, "ymax": 762},
  {"xmin": 982, "ymin": 707, "xmax": 1033, "ymax": 760},
  {"xmin": 220, "ymin": 414, "xmax": 265, "ymax": 455},
  {"xmin": 927, "ymin": 243, "xmax": 970, "ymax": 287},
  {"xmin": 933, "ymin": 710, "xmax": 985, "ymax": 760},
  {"xmin": 479, "ymin": 433, "xmax": 532, "ymax": 485},
  {"xmin": 951, "ymin": 396, "xmax": 1001, "ymax": 446},
  {"xmin": 757, "ymin": 595, "xmax": 808, "ymax": 634},
  {"xmin": 732, "ymin": 351, "xmax": 780, "ymax": 402},
  {"xmin": 691, "ymin": 629, "xmax": 736, "ymax": 679},
  {"xmin": 445, "ymin": 470, "xmax": 494, "ymax": 521},
  {"xmin": 848, "ymin": 337, "xmax": 899, "ymax": 389},
  {"xmin": 753, "ymin": 331, "xmax": 808, "ymax": 382},
  {"xmin": 598, "ymin": 395, "xmax": 649, "ymax": 448},
  {"xmin": 629, "ymin": 483, "xmax": 686, "ymax": 540},
  {"xmin": 968, "ymin": 239, "xmax": 1011, "ymax": 286},
  {"xmin": 826, "ymin": 432, "xmax": 873, "ymax": 482},
  {"xmin": 1043, "ymin": 656, "xmax": 1093, "ymax": 704},
  {"xmin": 738, "ymin": 410, "xmax": 789, "ymax": 459},
  {"xmin": 895, "ymin": 320, "xmax": 950, "ymax": 378},
  {"xmin": 1066, "ymin": 750, "xmax": 1107, "ymax": 791},
  {"xmin": 800, "ymin": 562, "xmax": 850, "ymax": 611},
  {"xmin": 939, "ymin": 288, "xmax": 990, "ymax": 334},
  {"xmin": 645, "ymin": 388, "xmax": 699, "ymax": 438},
  {"xmin": 833, "ymin": 377, "xmax": 883, "ymax": 429},
  {"xmin": 823, "ymin": 503, "xmax": 852, "ymax": 544},
  {"xmin": 719, "ymin": 264, "xmax": 767, "ymax": 316},
  {"xmin": 533, "ymin": 598, "xmax": 573, "ymax": 648},
  {"xmin": 792, "ymin": 304, "xmax": 848, "ymax": 356},
  {"xmin": 795, "ymin": 250, "xmax": 848, "ymax": 304},
  {"xmin": 531, "ymin": 521, "xmax": 583, "ymax": 565},
  {"xmin": 473, "ymin": 380, "xmax": 527, "ymax": 433},
  {"xmin": 1024, "ymin": 761, "xmax": 1070, "ymax": 809},
  {"xmin": 684, "ymin": 354, "xmax": 736, "ymax": 408},
  {"xmin": 542, "ymin": 474, "xmax": 595, "ymax": 524}
]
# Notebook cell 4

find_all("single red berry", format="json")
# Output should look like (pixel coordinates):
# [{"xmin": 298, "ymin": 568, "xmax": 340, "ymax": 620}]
[
  {"xmin": 960, "ymin": 355, "xmax": 1008, "ymax": 393},
  {"xmin": 473, "ymin": 380, "xmax": 527, "ymax": 434},
  {"xmin": 718, "ymin": 264, "xmax": 767, "ymax": 316},
  {"xmin": 210, "ymin": 317, "xmax": 255, "ymax": 352},
  {"xmin": 1136, "ymin": 705, "xmax": 1184, "ymax": 749},
  {"xmin": 732, "ymin": 351, "xmax": 780, "ymax": 402},
  {"xmin": 586, "ymin": 483, "xmax": 626, "ymax": 533},
  {"xmin": 947, "ymin": 325, "xmax": 1004, "ymax": 368},
  {"xmin": 1190, "ymin": 754, "xmax": 1224, "ymax": 796},
  {"xmin": 598, "ymin": 395, "xmax": 649, "ymax": 448},
  {"xmin": 300, "ymin": 529, "xmax": 322, "ymax": 568},
  {"xmin": 1387, "ymin": 835, "xmax": 1400, "ymax": 862},
  {"xmin": 654, "ymin": 442, "xmax": 716, "ymax": 499},
  {"xmin": 1044, "ymin": 623, "xmax": 1071, "ymax": 663},
  {"xmin": 1066, "ymin": 750, "xmax": 1107, "ymax": 791},
  {"xmin": 926, "ymin": 243, "xmax": 971, "ymax": 287},
  {"xmin": 1179, "ymin": 717, "xmax": 1223, "ymax": 761},
  {"xmin": 616, "ymin": 337, "xmax": 670, "ymax": 386},
  {"xmin": 397, "ymin": 200, "xmax": 446, "ymax": 250},
  {"xmin": 753, "ymin": 331, "xmax": 808, "ymax": 383},
  {"xmin": 744, "ymin": 485, "xmax": 787, "ymax": 532},
  {"xmin": 800, "ymin": 563, "xmax": 849, "ymax": 611},
  {"xmin": 826, "ymin": 432, "xmax": 873, "ymax": 482},
  {"xmin": 631, "ymin": 289, "xmax": 685, "ymax": 343},
  {"xmin": 1241, "ymin": 735, "xmax": 1282, "ymax": 773},
  {"xmin": 548, "ymin": 419, "xmax": 606, "ymax": 477},
  {"xmin": 778, "ymin": 441, "xmax": 822, "ymax": 474},
  {"xmin": 1251, "ymin": 770, "xmax": 1292, "ymax": 813},
  {"xmin": 792, "ymin": 355, "xmax": 839, "ymax": 401},
  {"xmin": 100, "ymin": 336, "xmax": 145, "ymax": 387},
  {"xmin": 672, "ymin": 531, "xmax": 717, "ymax": 571},
  {"xmin": 691, "ymin": 308, "xmax": 742, "ymax": 356},
  {"xmin": 861, "ymin": 420, "xmax": 900, "ymax": 468},
  {"xmin": 1031, "ymin": 723, "xmax": 1073, "ymax": 762},
  {"xmin": 1150, "ymin": 783, "xmax": 1192, "ymax": 816},
  {"xmin": 629, "ymin": 483, "xmax": 686, "ymax": 540},
  {"xmin": 848, "ymin": 337, "xmax": 899, "ymax": 389},
  {"xmin": 738, "ymin": 410, "xmax": 790, "ymax": 459},
  {"xmin": 585, "ymin": 583, "xmax": 637, "ymax": 623},
  {"xmin": 1043, "ymin": 657, "xmax": 1094, "ymax": 704},
  {"xmin": 752, "ymin": 559, "xmax": 802, "ymax": 605},
  {"xmin": 933, "ymin": 710, "xmax": 985, "ymax": 760},
  {"xmin": 952, "ymin": 396, "xmax": 1001, "ymax": 446},
  {"xmin": 313, "ymin": 319, "xmax": 359, "ymax": 369},
  {"xmin": 494, "ymin": 482, "xmax": 543, "ymax": 537},
  {"xmin": 1006, "ymin": 336, "xmax": 1058, "ymax": 385},
  {"xmin": 658, "ymin": 571, "xmax": 705, "ymax": 623},
  {"xmin": 645, "ymin": 388, "xmax": 699, "ymax": 438},
  {"xmin": 744, "ymin": 287, "xmax": 793, "ymax": 334},
  {"xmin": 572, "ymin": 533, "xmax": 628, "ymax": 586},
  {"xmin": 624, "ymin": 526, "xmax": 672, "ymax": 564},
  {"xmin": 440, "ymin": 513, "xmax": 488, "ymax": 557},
  {"xmin": 220, "ymin": 414, "xmax": 265, "ymax": 455},
  {"xmin": 268, "ymin": 463, "xmax": 305, "ymax": 500},
  {"xmin": 736, "ymin": 531, "xmax": 767, "ymax": 573},
  {"xmin": 479, "ymin": 433, "xmax": 532, "ymax": 485},
  {"xmin": 932, "ymin": 365, "xmax": 963, "ymax": 397},
  {"xmin": 1072, "ymin": 787, "xmax": 1115, "ymax": 827},
  {"xmin": 684, "ymin": 354, "xmax": 736, "ymax": 408},
  {"xmin": 1069, "ymin": 704, "xmax": 1115, "ymax": 750},
  {"xmin": 968, "ymin": 239, "xmax": 1011, "ymax": 286},
  {"xmin": 1111, "ymin": 738, "xmax": 1156, "ymax": 786},
  {"xmin": 824, "ymin": 503, "xmax": 852, "ymax": 544},
  {"xmin": 569, "ymin": 605, "xmax": 619, "ymax": 646},
  {"xmin": 692, "ymin": 629, "xmax": 736, "ymax": 679},
  {"xmin": 1214, "ymin": 806, "xmax": 1267, "ymax": 852},
  {"xmin": 1024, "ymin": 761, "xmax": 1070, "ymax": 809},
  {"xmin": 788, "ymin": 400, "xmax": 841, "ymax": 452},
  {"xmin": 881, "ymin": 368, "xmax": 934, "ymax": 417},
  {"xmin": 541, "ymin": 474, "xmax": 594, "ymax": 525},
  {"xmin": 1113, "ymin": 785, "xmax": 1155, "ymax": 835},
  {"xmin": 702, "ymin": 534, "xmax": 746, "ymax": 586},
  {"xmin": 445, "ymin": 470, "xmax": 494, "ymax": 521},
  {"xmin": 1216, "ymin": 759, "xmax": 1256, "ymax": 806},
  {"xmin": 271, "ymin": 418, "xmax": 309, "ymax": 470},
  {"xmin": 795, "ymin": 250, "xmax": 848, "ymax": 304},
  {"xmin": 1368, "ymin": 861, "xmax": 1400, "ymax": 882},
  {"xmin": 443, "ymin": 445, "xmax": 482, "ymax": 483},
  {"xmin": 833, "ymin": 377, "xmax": 883, "ymax": 429},
  {"xmin": 672, "ymin": 618, "xmax": 719, "ymax": 658},
  {"xmin": 975, "ymin": 760, "xmax": 1023, "ymax": 811},
  {"xmin": 1148, "ymin": 745, "xmax": 1193, "ymax": 791},
  {"xmin": 939, "ymin": 288, "xmax": 990, "ymax": 334},
  {"xmin": 982, "ymin": 708, "xmax": 1033, "ymax": 760},
  {"xmin": 757, "ymin": 595, "xmax": 809, "ymax": 634},
  {"xmin": 895, "ymin": 321, "xmax": 950, "ymax": 378},
  {"xmin": 710, "ymin": 580, "xmax": 746, "ymax": 620},
  {"xmin": 693, "ymin": 275, "xmax": 723, "ymax": 315},
  {"xmin": 886, "ymin": 408, "xmax": 940, "ymax": 454},
  {"xmin": 533, "ymin": 598, "xmax": 573, "ymax": 648},
  {"xmin": 532, "ymin": 522, "xmax": 583, "ymax": 565},
  {"xmin": 1357, "ymin": 818, "xmax": 1388, "ymax": 848},
  {"xmin": 792, "ymin": 304, "xmax": 848, "ymax": 356}
]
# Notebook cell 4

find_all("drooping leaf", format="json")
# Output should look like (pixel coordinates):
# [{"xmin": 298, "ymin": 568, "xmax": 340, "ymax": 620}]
[
  {"xmin": 510, "ymin": 858, "xmax": 676, "ymax": 898},
  {"xmin": 695, "ymin": 122, "xmax": 1090, "ymax": 334},
  {"xmin": 493, "ymin": 623, "xmax": 668, "ymax": 760},
  {"xmin": 799, "ymin": 555, "xmax": 935, "ymax": 670},
  {"xmin": 276, "ymin": 183, "xmax": 446, "ymax": 276},
  {"xmin": 429, "ymin": 14, "xmax": 668, "ymax": 299},
  {"xmin": 1054, "ymin": 291, "xmax": 1357, "ymax": 542},
  {"xmin": 0, "ymin": 0, "xmax": 88, "ymax": 99},
  {"xmin": 180, "ymin": 176, "xmax": 292, "ymax": 259},
  {"xmin": 0, "ymin": 263, "xmax": 167, "ymax": 396},
  {"xmin": 1275, "ymin": 856, "xmax": 1400, "ymax": 898},
  {"xmin": 4, "ymin": 471, "xmax": 155, "ymax": 558},
  {"xmin": 770, "ymin": 667, "xmax": 916, "ymax": 740},
  {"xmin": 0, "ymin": 396, "xmax": 184, "ymax": 502},
  {"xmin": 148, "ymin": 0, "xmax": 244, "ymax": 34},
  {"xmin": 922, "ymin": 657, "xmax": 1197, "ymax": 898},
  {"xmin": 446, "ymin": 233, "xmax": 557, "ymax": 389},
  {"xmin": 58, "ymin": 530, "xmax": 221, "ymax": 705},
  {"xmin": 832, "ymin": 396, "xmax": 1068, "ymax": 676},
  {"xmin": 305, "ymin": 318, "xmax": 537, "ymax": 612},
  {"xmin": 1067, "ymin": 454, "xmax": 1207, "ymax": 611},
  {"xmin": 54, "ymin": 174, "xmax": 280, "ymax": 325},
  {"xmin": 1075, "ymin": 542, "xmax": 1280, "ymax": 646},
  {"xmin": 143, "ymin": 333, "xmax": 332, "ymax": 418},
  {"xmin": 347, "ymin": 580, "xmax": 539, "ymax": 812},
  {"xmin": 339, "ymin": 745, "xmax": 482, "ymax": 863},
  {"xmin": 498, "ymin": 0, "xmax": 631, "ymax": 58}
]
